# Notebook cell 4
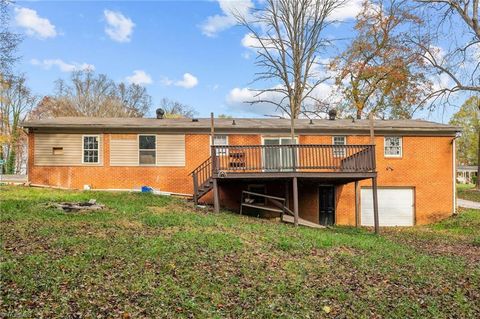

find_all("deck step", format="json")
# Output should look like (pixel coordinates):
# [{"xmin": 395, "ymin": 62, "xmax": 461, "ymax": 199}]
[{"xmin": 281, "ymin": 215, "xmax": 325, "ymax": 229}]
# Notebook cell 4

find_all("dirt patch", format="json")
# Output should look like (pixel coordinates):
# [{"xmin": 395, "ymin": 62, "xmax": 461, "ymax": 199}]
[
  {"xmin": 384, "ymin": 229, "xmax": 480, "ymax": 265},
  {"xmin": 148, "ymin": 201, "xmax": 199, "ymax": 215},
  {"xmin": 114, "ymin": 219, "xmax": 143, "ymax": 229}
]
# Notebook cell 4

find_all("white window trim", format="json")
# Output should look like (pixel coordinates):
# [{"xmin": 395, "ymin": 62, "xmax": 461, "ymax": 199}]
[
  {"xmin": 210, "ymin": 134, "xmax": 229, "ymax": 156},
  {"xmin": 261, "ymin": 136, "xmax": 298, "ymax": 144},
  {"xmin": 332, "ymin": 135, "xmax": 347, "ymax": 158},
  {"xmin": 138, "ymin": 134, "xmax": 157, "ymax": 166},
  {"xmin": 384, "ymin": 136, "xmax": 403, "ymax": 158},
  {"xmin": 82, "ymin": 135, "xmax": 100, "ymax": 164}
]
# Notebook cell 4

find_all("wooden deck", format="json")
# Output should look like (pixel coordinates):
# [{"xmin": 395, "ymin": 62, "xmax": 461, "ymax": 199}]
[
  {"xmin": 191, "ymin": 143, "xmax": 380, "ymax": 234},
  {"xmin": 211, "ymin": 144, "xmax": 376, "ymax": 176}
]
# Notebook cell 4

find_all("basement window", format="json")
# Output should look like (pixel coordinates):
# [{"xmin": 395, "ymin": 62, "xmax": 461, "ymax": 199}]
[
  {"xmin": 139, "ymin": 135, "xmax": 156, "ymax": 165},
  {"xmin": 83, "ymin": 136, "xmax": 99, "ymax": 163},
  {"xmin": 52, "ymin": 147, "xmax": 63, "ymax": 155}
]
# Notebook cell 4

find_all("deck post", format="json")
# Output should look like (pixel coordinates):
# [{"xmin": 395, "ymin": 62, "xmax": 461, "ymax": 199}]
[
  {"xmin": 293, "ymin": 177, "xmax": 299, "ymax": 226},
  {"xmin": 355, "ymin": 181, "xmax": 360, "ymax": 227},
  {"xmin": 213, "ymin": 178, "xmax": 220, "ymax": 213},
  {"xmin": 372, "ymin": 176, "xmax": 379, "ymax": 234},
  {"xmin": 193, "ymin": 173, "xmax": 199, "ymax": 206},
  {"xmin": 369, "ymin": 113, "xmax": 375, "ymax": 144},
  {"xmin": 284, "ymin": 180, "xmax": 290, "ymax": 208}
]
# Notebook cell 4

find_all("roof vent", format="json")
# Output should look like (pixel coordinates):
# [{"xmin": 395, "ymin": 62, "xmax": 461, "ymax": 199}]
[
  {"xmin": 192, "ymin": 118, "xmax": 199, "ymax": 122},
  {"xmin": 309, "ymin": 119, "xmax": 314, "ymax": 125},
  {"xmin": 156, "ymin": 108, "xmax": 165, "ymax": 119},
  {"xmin": 328, "ymin": 109, "xmax": 337, "ymax": 121},
  {"xmin": 232, "ymin": 120, "xmax": 236, "ymax": 125}
]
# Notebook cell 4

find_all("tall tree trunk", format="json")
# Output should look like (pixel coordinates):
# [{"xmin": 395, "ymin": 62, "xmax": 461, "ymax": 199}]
[
  {"xmin": 356, "ymin": 109, "xmax": 362, "ymax": 119},
  {"xmin": 477, "ymin": 129, "xmax": 480, "ymax": 189},
  {"xmin": 5, "ymin": 147, "xmax": 15, "ymax": 174},
  {"xmin": 290, "ymin": 116, "xmax": 295, "ymax": 141}
]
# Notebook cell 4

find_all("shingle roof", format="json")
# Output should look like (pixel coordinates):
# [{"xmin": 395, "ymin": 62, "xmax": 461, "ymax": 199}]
[{"xmin": 22, "ymin": 117, "xmax": 460, "ymax": 134}]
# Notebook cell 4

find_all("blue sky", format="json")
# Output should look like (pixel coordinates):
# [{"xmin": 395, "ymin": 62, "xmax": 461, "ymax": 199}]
[{"xmin": 11, "ymin": 0, "xmax": 467, "ymax": 122}]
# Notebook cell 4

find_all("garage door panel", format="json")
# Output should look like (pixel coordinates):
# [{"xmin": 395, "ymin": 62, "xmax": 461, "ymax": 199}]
[{"xmin": 361, "ymin": 188, "xmax": 414, "ymax": 226}]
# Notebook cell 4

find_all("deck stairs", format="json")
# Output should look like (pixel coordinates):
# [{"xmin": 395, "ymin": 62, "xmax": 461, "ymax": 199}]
[
  {"xmin": 191, "ymin": 157, "xmax": 214, "ymax": 204},
  {"xmin": 191, "ymin": 157, "xmax": 324, "ymax": 229}
]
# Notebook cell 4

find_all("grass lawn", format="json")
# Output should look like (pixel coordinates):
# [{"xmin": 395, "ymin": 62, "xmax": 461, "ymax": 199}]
[
  {"xmin": 1, "ymin": 186, "xmax": 479, "ymax": 318},
  {"xmin": 458, "ymin": 183, "xmax": 480, "ymax": 202}
]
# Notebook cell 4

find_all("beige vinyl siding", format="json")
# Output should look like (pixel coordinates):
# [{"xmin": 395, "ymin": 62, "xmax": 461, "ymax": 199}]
[
  {"xmin": 156, "ymin": 135, "xmax": 185, "ymax": 166},
  {"xmin": 34, "ymin": 133, "xmax": 103, "ymax": 166},
  {"xmin": 110, "ymin": 134, "xmax": 138, "ymax": 166}
]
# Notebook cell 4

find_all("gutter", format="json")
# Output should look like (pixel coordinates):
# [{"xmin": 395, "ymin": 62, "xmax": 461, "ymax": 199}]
[{"xmin": 23, "ymin": 126, "xmax": 461, "ymax": 137}]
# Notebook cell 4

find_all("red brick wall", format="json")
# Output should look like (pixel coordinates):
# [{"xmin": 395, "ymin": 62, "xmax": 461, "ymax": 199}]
[
  {"xmin": 29, "ymin": 134, "xmax": 210, "ymax": 194},
  {"xmin": 303, "ymin": 135, "xmax": 455, "ymax": 225},
  {"xmin": 28, "ymin": 132, "xmax": 454, "ymax": 225}
]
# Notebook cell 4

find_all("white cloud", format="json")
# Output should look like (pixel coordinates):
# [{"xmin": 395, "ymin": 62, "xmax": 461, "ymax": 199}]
[
  {"xmin": 104, "ymin": 10, "xmax": 135, "ymax": 43},
  {"xmin": 15, "ymin": 7, "xmax": 57, "ymax": 39},
  {"xmin": 201, "ymin": 0, "xmax": 253, "ymax": 37},
  {"xmin": 175, "ymin": 73, "xmax": 199, "ymax": 88},
  {"xmin": 241, "ymin": 32, "xmax": 260, "ymax": 48},
  {"xmin": 125, "ymin": 70, "xmax": 152, "ymax": 85},
  {"xmin": 226, "ymin": 87, "xmax": 283, "ymax": 116},
  {"xmin": 30, "ymin": 58, "xmax": 94, "ymax": 72},
  {"xmin": 430, "ymin": 73, "xmax": 453, "ymax": 92},
  {"xmin": 226, "ymin": 80, "xmax": 340, "ymax": 117},
  {"xmin": 163, "ymin": 73, "xmax": 199, "ymax": 89},
  {"xmin": 329, "ymin": 0, "xmax": 364, "ymax": 21}
]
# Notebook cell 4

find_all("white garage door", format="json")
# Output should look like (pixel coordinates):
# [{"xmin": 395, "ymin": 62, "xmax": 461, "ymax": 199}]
[{"xmin": 361, "ymin": 188, "xmax": 414, "ymax": 226}]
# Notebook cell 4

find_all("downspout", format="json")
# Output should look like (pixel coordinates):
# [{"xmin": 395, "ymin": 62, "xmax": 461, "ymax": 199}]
[{"xmin": 452, "ymin": 134, "xmax": 460, "ymax": 215}]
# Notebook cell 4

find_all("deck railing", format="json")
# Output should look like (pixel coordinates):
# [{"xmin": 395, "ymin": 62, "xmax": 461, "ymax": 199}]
[
  {"xmin": 190, "ymin": 156, "xmax": 212, "ymax": 184},
  {"xmin": 211, "ymin": 144, "xmax": 375, "ymax": 174}
]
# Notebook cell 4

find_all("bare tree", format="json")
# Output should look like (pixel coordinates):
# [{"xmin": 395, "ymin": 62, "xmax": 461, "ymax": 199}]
[
  {"xmin": 0, "ymin": 0, "xmax": 22, "ymax": 77},
  {"xmin": 29, "ymin": 70, "xmax": 151, "ymax": 119},
  {"xmin": 158, "ymin": 98, "xmax": 197, "ymax": 119},
  {"xmin": 414, "ymin": 0, "xmax": 479, "ymax": 188},
  {"xmin": 414, "ymin": 0, "xmax": 479, "ymax": 101},
  {"xmin": 235, "ymin": 0, "xmax": 344, "ymax": 139},
  {"xmin": 0, "ymin": 75, "xmax": 37, "ymax": 173}
]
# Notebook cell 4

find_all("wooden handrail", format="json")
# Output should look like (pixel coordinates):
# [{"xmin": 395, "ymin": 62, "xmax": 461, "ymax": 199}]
[
  {"xmin": 190, "ymin": 156, "xmax": 212, "ymax": 176},
  {"xmin": 241, "ymin": 190, "xmax": 286, "ymax": 202},
  {"xmin": 210, "ymin": 144, "xmax": 375, "ymax": 173}
]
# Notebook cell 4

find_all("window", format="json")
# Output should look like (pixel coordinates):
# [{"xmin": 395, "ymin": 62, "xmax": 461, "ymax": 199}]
[
  {"xmin": 83, "ymin": 136, "xmax": 99, "ymax": 163},
  {"xmin": 212, "ymin": 135, "xmax": 228, "ymax": 156},
  {"xmin": 384, "ymin": 136, "xmax": 402, "ymax": 157},
  {"xmin": 332, "ymin": 136, "xmax": 346, "ymax": 157},
  {"xmin": 139, "ymin": 135, "xmax": 156, "ymax": 165},
  {"xmin": 263, "ymin": 137, "xmax": 298, "ymax": 171},
  {"xmin": 52, "ymin": 147, "xmax": 63, "ymax": 155}
]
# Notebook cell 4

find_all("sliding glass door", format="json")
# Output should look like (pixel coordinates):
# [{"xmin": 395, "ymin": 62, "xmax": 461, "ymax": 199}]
[{"xmin": 263, "ymin": 137, "xmax": 296, "ymax": 171}]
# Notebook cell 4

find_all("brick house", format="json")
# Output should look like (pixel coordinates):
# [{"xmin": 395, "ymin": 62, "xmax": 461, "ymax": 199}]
[{"xmin": 22, "ymin": 116, "xmax": 459, "ymax": 228}]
